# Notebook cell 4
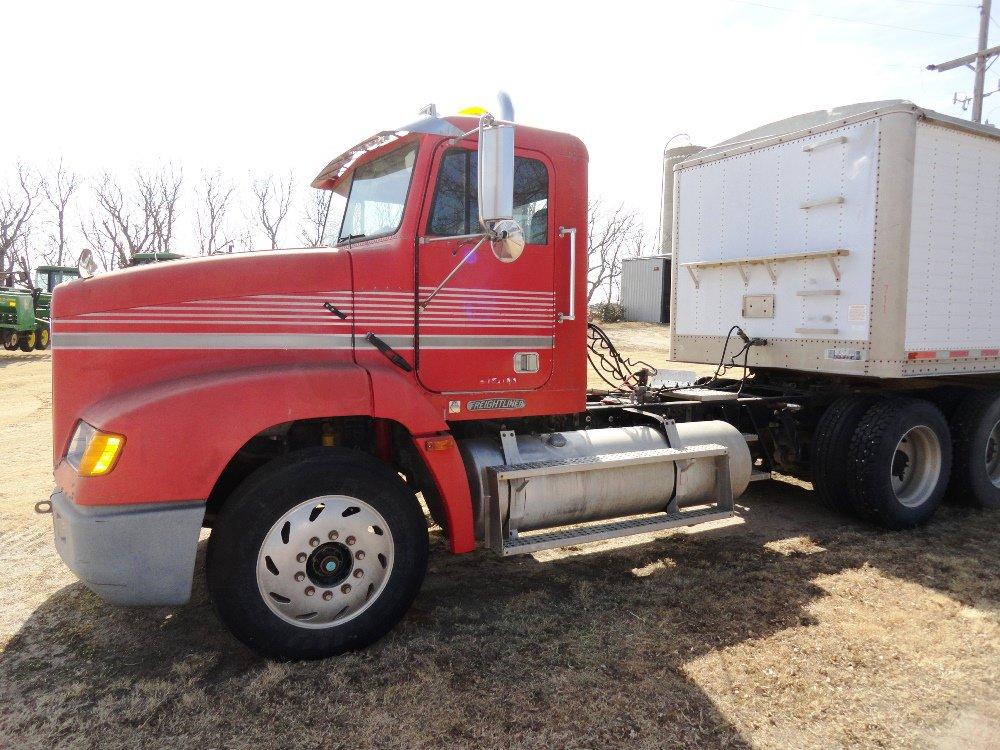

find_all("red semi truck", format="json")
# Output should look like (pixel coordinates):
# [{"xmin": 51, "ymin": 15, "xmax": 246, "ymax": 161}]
[{"xmin": 42, "ymin": 98, "xmax": 1000, "ymax": 659}]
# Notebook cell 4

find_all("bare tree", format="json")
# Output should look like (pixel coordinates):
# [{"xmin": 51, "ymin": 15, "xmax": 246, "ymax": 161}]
[
  {"xmin": 0, "ymin": 164, "xmax": 40, "ymax": 277},
  {"xmin": 251, "ymin": 172, "xmax": 294, "ymax": 249},
  {"xmin": 586, "ymin": 200, "xmax": 646, "ymax": 303},
  {"xmin": 299, "ymin": 189, "xmax": 336, "ymax": 247},
  {"xmin": 82, "ymin": 166, "xmax": 183, "ymax": 268},
  {"xmin": 195, "ymin": 171, "xmax": 235, "ymax": 255},
  {"xmin": 41, "ymin": 158, "xmax": 81, "ymax": 266},
  {"xmin": 139, "ymin": 165, "xmax": 183, "ymax": 252}
]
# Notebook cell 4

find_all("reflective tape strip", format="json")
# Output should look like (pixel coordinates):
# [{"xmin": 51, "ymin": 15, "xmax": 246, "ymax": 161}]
[
  {"xmin": 52, "ymin": 332, "xmax": 553, "ymax": 351},
  {"xmin": 907, "ymin": 348, "xmax": 1000, "ymax": 361}
]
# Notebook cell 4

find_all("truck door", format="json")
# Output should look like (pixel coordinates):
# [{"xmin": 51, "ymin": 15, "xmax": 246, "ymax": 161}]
[{"xmin": 417, "ymin": 145, "xmax": 555, "ymax": 393}]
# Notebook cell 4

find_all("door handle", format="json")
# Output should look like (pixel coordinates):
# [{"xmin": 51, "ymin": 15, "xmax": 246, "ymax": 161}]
[{"xmin": 557, "ymin": 226, "xmax": 576, "ymax": 322}]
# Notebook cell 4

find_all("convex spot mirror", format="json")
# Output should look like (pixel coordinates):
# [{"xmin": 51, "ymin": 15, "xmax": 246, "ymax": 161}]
[{"xmin": 490, "ymin": 219, "xmax": 524, "ymax": 263}]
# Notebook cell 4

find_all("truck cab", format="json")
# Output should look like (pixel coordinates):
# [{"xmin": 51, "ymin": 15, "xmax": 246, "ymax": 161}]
[{"xmin": 43, "ymin": 101, "xmax": 758, "ymax": 659}]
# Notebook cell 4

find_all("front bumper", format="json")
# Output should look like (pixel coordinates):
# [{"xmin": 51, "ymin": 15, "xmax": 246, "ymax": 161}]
[{"xmin": 49, "ymin": 491, "xmax": 205, "ymax": 606}]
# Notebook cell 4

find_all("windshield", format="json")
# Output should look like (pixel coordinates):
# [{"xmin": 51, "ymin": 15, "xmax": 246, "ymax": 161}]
[{"xmin": 338, "ymin": 141, "xmax": 418, "ymax": 242}]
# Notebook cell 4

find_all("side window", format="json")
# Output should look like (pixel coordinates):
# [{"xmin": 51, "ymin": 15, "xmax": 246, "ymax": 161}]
[{"xmin": 427, "ymin": 149, "xmax": 549, "ymax": 244}]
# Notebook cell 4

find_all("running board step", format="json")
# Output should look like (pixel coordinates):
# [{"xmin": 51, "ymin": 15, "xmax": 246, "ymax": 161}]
[{"xmin": 500, "ymin": 507, "xmax": 736, "ymax": 556}]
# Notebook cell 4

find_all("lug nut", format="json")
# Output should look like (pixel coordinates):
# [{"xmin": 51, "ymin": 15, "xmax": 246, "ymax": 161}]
[
  {"xmin": 346, "ymin": 535, "xmax": 356, "ymax": 546},
  {"xmin": 322, "ymin": 591, "xmax": 333, "ymax": 601},
  {"xmin": 328, "ymin": 530, "xmax": 339, "ymax": 540},
  {"xmin": 341, "ymin": 584, "xmax": 352, "ymax": 594},
  {"xmin": 309, "ymin": 537, "xmax": 320, "ymax": 547},
  {"xmin": 294, "ymin": 572, "xmax": 305, "ymax": 582},
  {"xmin": 296, "ymin": 553, "xmax": 307, "ymax": 563},
  {"xmin": 355, "ymin": 551, "xmax": 365, "ymax": 561},
  {"xmin": 305, "ymin": 586, "xmax": 315, "ymax": 596},
  {"xmin": 353, "ymin": 569, "xmax": 364, "ymax": 579}
]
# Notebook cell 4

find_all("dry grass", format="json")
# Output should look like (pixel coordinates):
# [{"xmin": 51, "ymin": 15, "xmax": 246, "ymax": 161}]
[{"xmin": 1, "ymin": 328, "xmax": 999, "ymax": 749}]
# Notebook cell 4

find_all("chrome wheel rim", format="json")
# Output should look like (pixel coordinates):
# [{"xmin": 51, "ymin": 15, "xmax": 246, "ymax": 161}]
[
  {"xmin": 986, "ymin": 420, "xmax": 1000, "ymax": 489},
  {"xmin": 891, "ymin": 425, "xmax": 942, "ymax": 508},
  {"xmin": 256, "ymin": 495, "xmax": 394, "ymax": 629}
]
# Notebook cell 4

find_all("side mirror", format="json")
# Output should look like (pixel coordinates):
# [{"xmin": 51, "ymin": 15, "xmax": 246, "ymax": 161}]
[
  {"xmin": 477, "ymin": 115, "xmax": 515, "ymax": 227},
  {"xmin": 77, "ymin": 248, "xmax": 98, "ymax": 279}
]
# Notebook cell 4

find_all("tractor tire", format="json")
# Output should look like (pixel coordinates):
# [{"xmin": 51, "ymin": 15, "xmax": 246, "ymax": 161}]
[
  {"xmin": 2, "ymin": 331, "xmax": 17, "ymax": 351},
  {"xmin": 947, "ymin": 389, "xmax": 1000, "ymax": 510},
  {"xmin": 34, "ymin": 327, "xmax": 50, "ymax": 351},
  {"xmin": 847, "ymin": 398, "xmax": 952, "ymax": 529},
  {"xmin": 207, "ymin": 447, "xmax": 429, "ymax": 660},
  {"xmin": 810, "ymin": 395, "xmax": 878, "ymax": 515},
  {"xmin": 17, "ymin": 331, "xmax": 36, "ymax": 352}
]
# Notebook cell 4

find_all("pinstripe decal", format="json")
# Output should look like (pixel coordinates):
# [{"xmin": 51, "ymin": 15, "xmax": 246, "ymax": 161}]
[{"xmin": 51, "ymin": 332, "xmax": 553, "ymax": 350}]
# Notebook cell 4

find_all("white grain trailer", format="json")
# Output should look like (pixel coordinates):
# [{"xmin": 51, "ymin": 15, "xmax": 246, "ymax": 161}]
[{"xmin": 663, "ymin": 100, "xmax": 1000, "ymax": 527}]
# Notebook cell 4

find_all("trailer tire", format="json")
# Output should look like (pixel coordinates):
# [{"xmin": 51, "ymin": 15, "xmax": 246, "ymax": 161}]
[
  {"xmin": 207, "ymin": 447, "xmax": 429, "ymax": 660},
  {"xmin": 17, "ymin": 331, "xmax": 36, "ymax": 352},
  {"xmin": 947, "ymin": 390, "xmax": 1000, "ymax": 509},
  {"xmin": 34, "ymin": 327, "xmax": 50, "ymax": 351},
  {"xmin": 811, "ymin": 395, "xmax": 879, "ymax": 515},
  {"xmin": 848, "ymin": 398, "xmax": 951, "ymax": 529}
]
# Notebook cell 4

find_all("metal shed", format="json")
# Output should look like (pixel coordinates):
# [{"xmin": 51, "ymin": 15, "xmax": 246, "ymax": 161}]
[{"xmin": 621, "ymin": 255, "xmax": 671, "ymax": 323}]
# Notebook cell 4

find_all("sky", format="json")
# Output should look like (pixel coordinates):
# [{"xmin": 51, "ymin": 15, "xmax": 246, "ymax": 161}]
[{"xmin": 1, "ymin": 0, "xmax": 995, "ymax": 255}]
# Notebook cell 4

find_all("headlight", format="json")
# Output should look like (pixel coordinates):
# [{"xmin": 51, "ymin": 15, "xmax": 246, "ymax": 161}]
[{"xmin": 66, "ymin": 421, "xmax": 126, "ymax": 476}]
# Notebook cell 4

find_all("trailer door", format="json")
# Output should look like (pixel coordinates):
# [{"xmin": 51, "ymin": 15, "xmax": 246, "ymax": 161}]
[{"xmin": 416, "ymin": 145, "xmax": 555, "ymax": 393}]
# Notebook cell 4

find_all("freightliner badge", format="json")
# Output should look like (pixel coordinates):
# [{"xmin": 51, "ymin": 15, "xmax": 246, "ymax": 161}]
[{"xmin": 467, "ymin": 398, "xmax": 526, "ymax": 411}]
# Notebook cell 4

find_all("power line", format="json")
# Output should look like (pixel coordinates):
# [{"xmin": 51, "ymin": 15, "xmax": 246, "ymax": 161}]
[
  {"xmin": 726, "ymin": 0, "xmax": 977, "ymax": 39},
  {"xmin": 890, "ymin": 0, "xmax": 976, "ymax": 6}
]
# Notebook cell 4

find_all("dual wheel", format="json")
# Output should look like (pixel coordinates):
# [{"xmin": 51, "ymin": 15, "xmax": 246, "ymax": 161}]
[
  {"xmin": 207, "ymin": 448, "xmax": 428, "ymax": 660},
  {"xmin": 812, "ymin": 391, "xmax": 1000, "ymax": 528}
]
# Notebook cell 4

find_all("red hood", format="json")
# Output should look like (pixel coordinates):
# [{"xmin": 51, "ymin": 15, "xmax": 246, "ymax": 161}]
[{"xmin": 53, "ymin": 249, "xmax": 352, "ymax": 317}]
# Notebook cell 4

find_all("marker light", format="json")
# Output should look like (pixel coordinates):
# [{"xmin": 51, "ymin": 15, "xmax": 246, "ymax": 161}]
[{"xmin": 66, "ymin": 421, "xmax": 126, "ymax": 476}]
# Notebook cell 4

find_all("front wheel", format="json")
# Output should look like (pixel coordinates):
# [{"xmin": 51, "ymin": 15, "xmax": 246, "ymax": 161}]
[
  {"xmin": 207, "ymin": 448, "xmax": 429, "ymax": 660},
  {"xmin": 1, "ymin": 330, "xmax": 17, "ymax": 351}
]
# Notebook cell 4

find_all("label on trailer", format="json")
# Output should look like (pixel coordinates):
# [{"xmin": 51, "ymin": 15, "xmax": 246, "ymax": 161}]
[
  {"xmin": 825, "ymin": 348, "xmax": 867, "ymax": 361},
  {"xmin": 467, "ymin": 398, "xmax": 526, "ymax": 411}
]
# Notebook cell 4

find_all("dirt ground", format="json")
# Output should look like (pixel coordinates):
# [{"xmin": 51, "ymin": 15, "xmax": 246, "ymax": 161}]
[{"xmin": 1, "ymin": 323, "xmax": 998, "ymax": 749}]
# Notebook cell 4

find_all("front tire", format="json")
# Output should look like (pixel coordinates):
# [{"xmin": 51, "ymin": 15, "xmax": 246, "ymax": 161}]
[
  {"xmin": 848, "ymin": 398, "xmax": 952, "ymax": 529},
  {"xmin": 948, "ymin": 390, "xmax": 1000, "ymax": 509},
  {"xmin": 207, "ymin": 448, "xmax": 429, "ymax": 660}
]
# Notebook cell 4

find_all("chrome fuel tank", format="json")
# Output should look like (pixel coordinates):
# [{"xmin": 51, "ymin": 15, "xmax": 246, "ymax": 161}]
[{"xmin": 458, "ymin": 422, "xmax": 751, "ymax": 538}]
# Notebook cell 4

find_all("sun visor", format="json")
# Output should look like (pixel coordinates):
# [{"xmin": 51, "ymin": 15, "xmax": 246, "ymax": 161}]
[{"xmin": 312, "ymin": 114, "xmax": 464, "ymax": 191}]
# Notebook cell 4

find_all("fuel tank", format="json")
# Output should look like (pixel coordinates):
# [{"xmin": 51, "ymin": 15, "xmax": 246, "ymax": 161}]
[{"xmin": 458, "ymin": 422, "xmax": 752, "ymax": 537}]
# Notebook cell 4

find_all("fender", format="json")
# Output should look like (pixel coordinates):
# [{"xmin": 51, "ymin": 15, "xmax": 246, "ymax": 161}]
[
  {"xmin": 59, "ymin": 360, "xmax": 477, "ymax": 554},
  {"xmin": 61, "ymin": 363, "xmax": 372, "ymax": 506}
]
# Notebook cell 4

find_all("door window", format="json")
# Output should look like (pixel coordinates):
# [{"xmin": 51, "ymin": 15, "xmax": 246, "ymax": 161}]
[{"xmin": 427, "ymin": 149, "xmax": 549, "ymax": 244}]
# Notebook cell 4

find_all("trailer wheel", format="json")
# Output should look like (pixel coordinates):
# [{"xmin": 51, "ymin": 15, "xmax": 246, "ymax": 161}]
[
  {"xmin": 947, "ymin": 390, "xmax": 1000, "ymax": 509},
  {"xmin": 848, "ymin": 398, "xmax": 952, "ymax": 529},
  {"xmin": 207, "ymin": 447, "xmax": 429, "ymax": 660},
  {"xmin": 34, "ymin": 327, "xmax": 50, "ymax": 351},
  {"xmin": 811, "ymin": 395, "xmax": 878, "ymax": 515},
  {"xmin": 17, "ymin": 331, "xmax": 36, "ymax": 352}
]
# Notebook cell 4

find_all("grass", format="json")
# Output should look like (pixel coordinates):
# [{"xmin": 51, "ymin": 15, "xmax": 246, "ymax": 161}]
[{"xmin": 1, "ymin": 327, "xmax": 998, "ymax": 749}]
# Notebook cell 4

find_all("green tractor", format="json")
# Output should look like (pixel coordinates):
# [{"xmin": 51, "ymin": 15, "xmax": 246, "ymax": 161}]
[
  {"xmin": 1, "ymin": 265, "xmax": 81, "ymax": 352},
  {"xmin": 129, "ymin": 251, "xmax": 185, "ymax": 266}
]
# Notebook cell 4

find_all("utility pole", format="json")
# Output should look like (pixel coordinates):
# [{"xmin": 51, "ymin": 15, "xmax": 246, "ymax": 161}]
[{"xmin": 928, "ymin": 0, "xmax": 997, "ymax": 123}]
